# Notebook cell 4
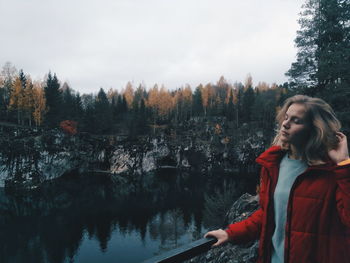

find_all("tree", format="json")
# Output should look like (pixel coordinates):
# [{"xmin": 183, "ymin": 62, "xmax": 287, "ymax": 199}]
[
  {"xmin": 147, "ymin": 84, "xmax": 160, "ymax": 128},
  {"xmin": 61, "ymin": 82, "xmax": 76, "ymax": 120},
  {"xmin": 215, "ymin": 76, "xmax": 230, "ymax": 116},
  {"xmin": 123, "ymin": 81, "xmax": 134, "ymax": 110},
  {"xmin": 226, "ymin": 88, "xmax": 234, "ymax": 121},
  {"xmin": 44, "ymin": 72, "xmax": 62, "ymax": 128},
  {"xmin": 94, "ymin": 88, "xmax": 112, "ymax": 133},
  {"xmin": 23, "ymin": 77, "xmax": 35, "ymax": 126},
  {"xmin": 286, "ymin": 0, "xmax": 350, "ymax": 94},
  {"xmin": 242, "ymin": 87, "xmax": 255, "ymax": 123},
  {"xmin": 158, "ymin": 86, "xmax": 173, "ymax": 119},
  {"xmin": 74, "ymin": 93, "xmax": 84, "ymax": 122},
  {"xmin": 132, "ymin": 84, "xmax": 145, "ymax": 112},
  {"xmin": 174, "ymin": 85, "xmax": 192, "ymax": 121},
  {"xmin": 192, "ymin": 84, "xmax": 204, "ymax": 116},
  {"xmin": 233, "ymin": 82, "xmax": 244, "ymax": 127},
  {"xmin": 201, "ymin": 83, "xmax": 213, "ymax": 116},
  {"xmin": 0, "ymin": 62, "xmax": 17, "ymax": 121},
  {"xmin": 32, "ymin": 81, "xmax": 46, "ymax": 126},
  {"xmin": 8, "ymin": 70, "xmax": 26, "ymax": 124}
]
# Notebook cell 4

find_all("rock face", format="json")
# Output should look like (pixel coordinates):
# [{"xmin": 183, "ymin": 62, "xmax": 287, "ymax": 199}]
[
  {"xmin": 0, "ymin": 129, "xmax": 109, "ymax": 188},
  {"xmin": 187, "ymin": 193, "xmax": 260, "ymax": 263},
  {"xmin": 0, "ymin": 117, "xmax": 267, "ymax": 189}
]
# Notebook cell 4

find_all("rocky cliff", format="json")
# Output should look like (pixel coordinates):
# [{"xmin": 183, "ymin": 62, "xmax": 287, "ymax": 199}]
[{"xmin": 0, "ymin": 118, "xmax": 267, "ymax": 189}]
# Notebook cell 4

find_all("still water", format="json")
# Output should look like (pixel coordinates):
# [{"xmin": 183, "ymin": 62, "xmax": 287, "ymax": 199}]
[{"xmin": 0, "ymin": 171, "xmax": 253, "ymax": 263}]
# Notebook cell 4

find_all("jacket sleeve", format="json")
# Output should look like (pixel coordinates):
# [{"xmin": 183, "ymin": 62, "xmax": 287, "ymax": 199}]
[
  {"xmin": 335, "ymin": 163, "xmax": 350, "ymax": 228},
  {"xmin": 225, "ymin": 167, "xmax": 268, "ymax": 244},
  {"xmin": 225, "ymin": 208, "xmax": 263, "ymax": 244}
]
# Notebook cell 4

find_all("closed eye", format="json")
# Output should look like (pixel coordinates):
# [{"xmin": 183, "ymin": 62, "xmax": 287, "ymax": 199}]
[{"xmin": 292, "ymin": 117, "xmax": 300, "ymax": 123}]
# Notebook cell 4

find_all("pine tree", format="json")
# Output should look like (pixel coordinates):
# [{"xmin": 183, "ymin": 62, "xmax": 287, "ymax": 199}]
[
  {"xmin": 192, "ymin": 85, "xmax": 204, "ymax": 116},
  {"xmin": 226, "ymin": 89, "xmax": 234, "ymax": 121},
  {"xmin": 94, "ymin": 88, "xmax": 112, "ymax": 133},
  {"xmin": 61, "ymin": 83, "xmax": 76, "ymax": 120},
  {"xmin": 0, "ymin": 62, "xmax": 17, "ymax": 121},
  {"xmin": 44, "ymin": 72, "xmax": 62, "ymax": 128},
  {"xmin": 286, "ymin": 0, "xmax": 350, "ymax": 94},
  {"xmin": 242, "ymin": 87, "xmax": 255, "ymax": 123}
]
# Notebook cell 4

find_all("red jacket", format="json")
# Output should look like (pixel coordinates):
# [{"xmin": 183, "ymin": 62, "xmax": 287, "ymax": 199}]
[{"xmin": 225, "ymin": 146, "xmax": 350, "ymax": 263}]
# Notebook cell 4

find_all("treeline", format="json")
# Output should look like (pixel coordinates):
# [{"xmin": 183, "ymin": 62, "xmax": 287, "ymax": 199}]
[
  {"xmin": 0, "ymin": 63, "xmax": 288, "ymax": 135},
  {"xmin": 1, "ymin": 0, "xmax": 348, "ymax": 135}
]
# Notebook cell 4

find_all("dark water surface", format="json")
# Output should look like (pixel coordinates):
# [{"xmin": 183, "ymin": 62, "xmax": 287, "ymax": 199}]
[{"xmin": 0, "ymin": 171, "xmax": 254, "ymax": 263}]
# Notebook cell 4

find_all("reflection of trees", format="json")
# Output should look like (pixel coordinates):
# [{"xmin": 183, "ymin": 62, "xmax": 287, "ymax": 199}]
[
  {"xmin": 0, "ymin": 213, "xmax": 84, "ymax": 263},
  {"xmin": 0, "ymin": 171, "xmax": 245, "ymax": 262},
  {"xmin": 203, "ymin": 180, "xmax": 242, "ymax": 228},
  {"xmin": 95, "ymin": 213, "xmax": 113, "ymax": 252},
  {"xmin": 148, "ymin": 209, "xmax": 188, "ymax": 254}
]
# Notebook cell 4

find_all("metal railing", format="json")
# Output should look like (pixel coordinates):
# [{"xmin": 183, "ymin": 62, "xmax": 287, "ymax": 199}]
[{"xmin": 141, "ymin": 237, "xmax": 217, "ymax": 263}]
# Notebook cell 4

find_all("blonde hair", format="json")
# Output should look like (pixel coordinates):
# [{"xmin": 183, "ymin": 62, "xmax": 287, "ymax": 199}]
[{"xmin": 272, "ymin": 95, "xmax": 341, "ymax": 165}]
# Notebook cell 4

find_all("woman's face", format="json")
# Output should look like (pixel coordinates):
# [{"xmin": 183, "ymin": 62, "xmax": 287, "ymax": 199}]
[{"xmin": 280, "ymin": 103, "xmax": 311, "ymax": 148}]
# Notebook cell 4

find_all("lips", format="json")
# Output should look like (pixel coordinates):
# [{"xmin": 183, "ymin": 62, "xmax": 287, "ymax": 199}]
[{"xmin": 281, "ymin": 130, "xmax": 289, "ymax": 136}]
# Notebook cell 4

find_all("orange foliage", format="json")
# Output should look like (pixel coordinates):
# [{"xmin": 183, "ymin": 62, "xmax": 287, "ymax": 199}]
[
  {"xmin": 147, "ymin": 84, "xmax": 174, "ymax": 117},
  {"xmin": 123, "ymin": 82, "xmax": 134, "ymax": 109},
  {"xmin": 60, "ymin": 120, "xmax": 78, "ymax": 135},
  {"xmin": 32, "ymin": 81, "xmax": 46, "ymax": 126}
]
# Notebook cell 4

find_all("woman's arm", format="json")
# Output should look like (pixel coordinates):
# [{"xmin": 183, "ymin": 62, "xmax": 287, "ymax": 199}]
[
  {"xmin": 224, "ymin": 208, "xmax": 263, "ymax": 243},
  {"xmin": 204, "ymin": 167, "xmax": 268, "ymax": 246},
  {"xmin": 335, "ymin": 165, "xmax": 350, "ymax": 227},
  {"xmin": 204, "ymin": 208, "xmax": 263, "ymax": 246},
  {"xmin": 328, "ymin": 132, "xmax": 350, "ymax": 227}
]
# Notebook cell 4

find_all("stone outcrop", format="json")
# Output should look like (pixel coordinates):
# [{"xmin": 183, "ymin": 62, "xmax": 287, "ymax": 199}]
[
  {"xmin": 0, "ymin": 117, "xmax": 266, "ymax": 189},
  {"xmin": 0, "ymin": 129, "xmax": 108, "ymax": 188}
]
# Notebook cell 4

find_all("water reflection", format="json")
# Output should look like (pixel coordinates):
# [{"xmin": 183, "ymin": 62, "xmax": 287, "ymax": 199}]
[{"xmin": 0, "ymin": 171, "xmax": 251, "ymax": 263}]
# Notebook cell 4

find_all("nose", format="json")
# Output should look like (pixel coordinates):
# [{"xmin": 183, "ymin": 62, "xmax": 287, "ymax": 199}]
[{"xmin": 282, "ymin": 119, "xmax": 290, "ymax": 129}]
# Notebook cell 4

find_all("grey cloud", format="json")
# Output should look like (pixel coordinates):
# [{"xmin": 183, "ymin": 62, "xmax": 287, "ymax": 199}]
[{"xmin": 0, "ymin": 0, "xmax": 304, "ymax": 93}]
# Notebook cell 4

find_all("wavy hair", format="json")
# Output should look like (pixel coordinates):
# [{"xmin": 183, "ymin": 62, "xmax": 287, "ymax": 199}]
[{"xmin": 272, "ymin": 95, "xmax": 341, "ymax": 165}]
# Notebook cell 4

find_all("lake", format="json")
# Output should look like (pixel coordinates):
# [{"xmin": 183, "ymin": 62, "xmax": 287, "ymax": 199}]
[{"xmin": 0, "ymin": 170, "xmax": 255, "ymax": 263}]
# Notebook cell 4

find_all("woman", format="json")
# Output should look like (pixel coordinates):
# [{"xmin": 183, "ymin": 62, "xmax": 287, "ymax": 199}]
[{"xmin": 205, "ymin": 95, "xmax": 350, "ymax": 263}]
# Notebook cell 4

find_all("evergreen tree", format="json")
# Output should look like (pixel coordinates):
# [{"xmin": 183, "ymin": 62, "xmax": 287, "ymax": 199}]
[
  {"xmin": 61, "ymin": 83, "xmax": 76, "ymax": 120},
  {"xmin": 94, "ymin": 88, "xmax": 112, "ymax": 133},
  {"xmin": 226, "ymin": 89, "xmax": 234, "ymax": 121},
  {"xmin": 234, "ymin": 84, "xmax": 244, "ymax": 127},
  {"xmin": 286, "ymin": 0, "xmax": 350, "ymax": 94},
  {"xmin": 44, "ymin": 72, "xmax": 62, "ymax": 128},
  {"xmin": 0, "ymin": 62, "xmax": 17, "ymax": 121},
  {"xmin": 242, "ymin": 87, "xmax": 255, "ymax": 123},
  {"xmin": 192, "ymin": 85, "xmax": 204, "ymax": 116},
  {"xmin": 74, "ymin": 93, "xmax": 84, "ymax": 123}
]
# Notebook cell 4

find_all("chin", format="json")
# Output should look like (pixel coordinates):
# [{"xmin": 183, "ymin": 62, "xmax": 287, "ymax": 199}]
[{"xmin": 280, "ymin": 136, "xmax": 289, "ymax": 144}]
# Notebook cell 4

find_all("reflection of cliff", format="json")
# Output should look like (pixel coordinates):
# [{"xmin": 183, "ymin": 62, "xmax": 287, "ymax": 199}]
[{"xmin": 0, "ymin": 171, "xmax": 248, "ymax": 263}]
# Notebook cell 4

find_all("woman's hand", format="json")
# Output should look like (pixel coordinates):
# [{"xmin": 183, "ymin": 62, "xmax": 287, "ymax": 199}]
[
  {"xmin": 328, "ymin": 132, "xmax": 349, "ymax": 164},
  {"xmin": 204, "ymin": 229, "xmax": 229, "ymax": 247}
]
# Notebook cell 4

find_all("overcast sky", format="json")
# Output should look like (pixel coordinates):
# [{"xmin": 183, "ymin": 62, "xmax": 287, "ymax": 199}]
[{"xmin": 0, "ymin": 0, "xmax": 304, "ymax": 94}]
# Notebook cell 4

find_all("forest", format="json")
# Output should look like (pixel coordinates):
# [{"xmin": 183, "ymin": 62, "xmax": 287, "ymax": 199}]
[{"xmin": 0, "ymin": 0, "xmax": 349, "ymax": 138}]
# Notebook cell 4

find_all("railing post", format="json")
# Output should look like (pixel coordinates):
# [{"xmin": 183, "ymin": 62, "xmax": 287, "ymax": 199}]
[{"xmin": 141, "ymin": 237, "xmax": 217, "ymax": 263}]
